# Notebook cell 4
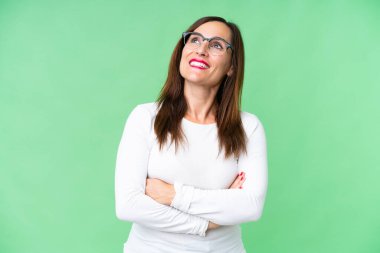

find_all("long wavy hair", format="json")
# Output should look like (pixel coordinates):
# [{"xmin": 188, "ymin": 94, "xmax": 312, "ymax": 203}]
[{"xmin": 154, "ymin": 16, "xmax": 247, "ymax": 159}]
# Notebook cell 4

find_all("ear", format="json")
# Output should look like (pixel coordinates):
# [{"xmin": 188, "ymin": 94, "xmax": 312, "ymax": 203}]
[{"xmin": 227, "ymin": 65, "xmax": 234, "ymax": 77}]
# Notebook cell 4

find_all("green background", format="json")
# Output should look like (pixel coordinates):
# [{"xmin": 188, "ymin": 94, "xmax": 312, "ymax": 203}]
[{"xmin": 1, "ymin": 0, "xmax": 379, "ymax": 252}]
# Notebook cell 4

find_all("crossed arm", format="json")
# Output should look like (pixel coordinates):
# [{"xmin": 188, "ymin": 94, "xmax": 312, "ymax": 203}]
[
  {"xmin": 145, "ymin": 171, "xmax": 247, "ymax": 230},
  {"xmin": 115, "ymin": 105, "xmax": 268, "ymax": 236}
]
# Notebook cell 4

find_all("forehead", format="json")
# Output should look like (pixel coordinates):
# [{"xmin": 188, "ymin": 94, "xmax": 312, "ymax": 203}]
[{"xmin": 193, "ymin": 21, "xmax": 232, "ymax": 42}]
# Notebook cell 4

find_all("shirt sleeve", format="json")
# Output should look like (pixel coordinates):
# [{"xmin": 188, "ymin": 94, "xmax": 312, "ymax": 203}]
[
  {"xmin": 170, "ymin": 117, "xmax": 268, "ymax": 226},
  {"xmin": 115, "ymin": 104, "xmax": 209, "ymax": 236}
]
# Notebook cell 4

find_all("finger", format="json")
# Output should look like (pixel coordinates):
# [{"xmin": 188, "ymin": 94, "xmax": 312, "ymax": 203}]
[
  {"xmin": 234, "ymin": 173, "xmax": 246, "ymax": 189},
  {"xmin": 239, "ymin": 177, "xmax": 246, "ymax": 189},
  {"xmin": 229, "ymin": 179, "xmax": 237, "ymax": 189},
  {"xmin": 229, "ymin": 173, "xmax": 244, "ymax": 189},
  {"xmin": 231, "ymin": 175, "xmax": 241, "ymax": 187},
  {"xmin": 235, "ymin": 177, "xmax": 245, "ymax": 188}
]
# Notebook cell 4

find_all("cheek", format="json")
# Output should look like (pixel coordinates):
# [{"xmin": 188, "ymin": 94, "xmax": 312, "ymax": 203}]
[
  {"xmin": 220, "ymin": 58, "xmax": 232, "ymax": 74},
  {"xmin": 179, "ymin": 56, "xmax": 186, "ymax": 77},
  {"xmin": 179, "ymin": 49, "xmax": 192, "ymax": 76}
]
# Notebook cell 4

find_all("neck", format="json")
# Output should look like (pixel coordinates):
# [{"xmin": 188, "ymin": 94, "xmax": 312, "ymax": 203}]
[{"xmin": 183, "ymin": 81, "xmax": 219, "ymax": 124}]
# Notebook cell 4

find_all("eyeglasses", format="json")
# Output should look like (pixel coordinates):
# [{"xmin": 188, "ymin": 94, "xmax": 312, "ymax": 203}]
[{"xmin": 182, "ymin": 32, "xmax": 233, "ymax": 56}]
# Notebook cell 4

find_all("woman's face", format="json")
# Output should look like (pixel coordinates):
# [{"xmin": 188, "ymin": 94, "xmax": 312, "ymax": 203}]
[{"xmin": 179, "ymin": 21, "xmax": 233, "ymax": 88}]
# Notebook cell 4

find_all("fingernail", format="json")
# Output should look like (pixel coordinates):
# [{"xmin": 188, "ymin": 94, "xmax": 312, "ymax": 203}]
[
  {"xmin": 239, "ymin": 172, "xmax": 243, "ymax": 176},
  {"xmin": 239, "ymin": 186, "xmax": 243, "ymax": 189}
]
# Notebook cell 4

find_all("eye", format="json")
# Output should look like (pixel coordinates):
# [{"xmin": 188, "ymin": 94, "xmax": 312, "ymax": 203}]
[
  {"xmin": 210, "ymin": 40, "xmax": 224, "ymax": 50},
  {"xmin": 189, "ymin": 35, "xmax": 201, "ymax": 44}
]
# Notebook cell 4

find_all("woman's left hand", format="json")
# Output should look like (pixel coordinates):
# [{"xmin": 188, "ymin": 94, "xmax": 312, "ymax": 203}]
[{"xmin": 145, "ymin": 178, "xmax": 175, "ymax": 206}]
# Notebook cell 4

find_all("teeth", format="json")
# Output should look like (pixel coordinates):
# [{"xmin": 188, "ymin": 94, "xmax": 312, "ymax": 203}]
[{"xmin": 190, "ymin": 61, "xmax": 209, "ymax": 68}]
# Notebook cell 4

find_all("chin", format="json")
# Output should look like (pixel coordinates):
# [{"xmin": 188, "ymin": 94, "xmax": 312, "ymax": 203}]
[{"xmin": 184, "ymin": 74, "xmax": 207, "ymax": 84}]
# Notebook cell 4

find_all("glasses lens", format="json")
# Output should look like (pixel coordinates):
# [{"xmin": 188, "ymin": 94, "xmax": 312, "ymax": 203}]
[
  {"xmin": 183, "ymin": 32, "xmax": 229, "ymax": 56},
  {"xmin": 208, "ymin": 38, "xmax": 227, "ymax": 56},
  {"xmin": 185, "ymin": 33, "xmax": 202, "ymax": 48}
]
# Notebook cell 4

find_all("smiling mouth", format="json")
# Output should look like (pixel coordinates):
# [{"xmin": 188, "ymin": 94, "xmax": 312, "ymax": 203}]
[{"xmin": 189, "ymin": 60, "xmax": 210, "ymax": 69}]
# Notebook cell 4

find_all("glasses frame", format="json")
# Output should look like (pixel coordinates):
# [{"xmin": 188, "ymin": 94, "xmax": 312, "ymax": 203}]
[{"xmin": 182, "ymin": 32, "xmax": 234, "ymax": 54}]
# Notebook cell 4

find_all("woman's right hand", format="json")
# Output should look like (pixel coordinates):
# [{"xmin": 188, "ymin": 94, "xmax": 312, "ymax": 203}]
[
  {"xmin": 207, "ymin": 221, "xmax": 220, "ymax": 230},
  {"xmin": 208, "ymin": 172, "xmax": 246, "ymax": 231}
]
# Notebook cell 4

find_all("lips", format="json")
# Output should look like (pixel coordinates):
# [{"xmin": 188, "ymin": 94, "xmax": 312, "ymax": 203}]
[{"xmin": 189, "ymin": 58, "xmax": 210, "ymax": 69}]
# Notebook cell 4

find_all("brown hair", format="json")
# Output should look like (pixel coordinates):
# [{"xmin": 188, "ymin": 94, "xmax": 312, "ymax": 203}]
[{"xmin": 154, "ymin": 16, "xmax": 247, "ymax": 159}]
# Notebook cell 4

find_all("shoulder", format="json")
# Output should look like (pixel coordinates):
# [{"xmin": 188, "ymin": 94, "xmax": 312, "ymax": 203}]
[
  {"xmin": 125, "ymin": 102, "xmax": 158, "ymax": 128},
  {"xmin": 240, "ymin": 110, "xmax": 264, "ymax": 137},
  {"xmin": 132, "ymin": 102, "xmax": 159, "ymax": 117}
]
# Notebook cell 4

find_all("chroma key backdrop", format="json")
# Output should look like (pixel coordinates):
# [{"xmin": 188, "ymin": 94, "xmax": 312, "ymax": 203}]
[{"xmin": 1, "ymin": 1, "xmax": 379, "ymax": 252}]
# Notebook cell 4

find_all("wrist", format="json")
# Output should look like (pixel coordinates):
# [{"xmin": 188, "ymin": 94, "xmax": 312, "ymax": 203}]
[{"xmin": 166, "ymin": 184, "xmax": 175, "ymax": 205}]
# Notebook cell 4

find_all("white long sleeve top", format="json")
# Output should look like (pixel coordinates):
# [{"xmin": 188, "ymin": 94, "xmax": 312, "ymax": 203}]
[{"xmin": 115, "ymin": 102, "xmax": 268, "ymax": 253}]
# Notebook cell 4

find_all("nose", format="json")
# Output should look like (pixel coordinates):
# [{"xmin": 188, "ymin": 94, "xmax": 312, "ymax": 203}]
[{"xmin": 195, "ymin": 40, "xmax": 209, "ymax": 56}]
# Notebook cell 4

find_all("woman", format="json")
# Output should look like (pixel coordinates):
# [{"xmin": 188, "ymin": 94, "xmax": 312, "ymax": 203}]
[{"xmin": 115, "ymin": 16, "xmax": 268, "ymax": 253}]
